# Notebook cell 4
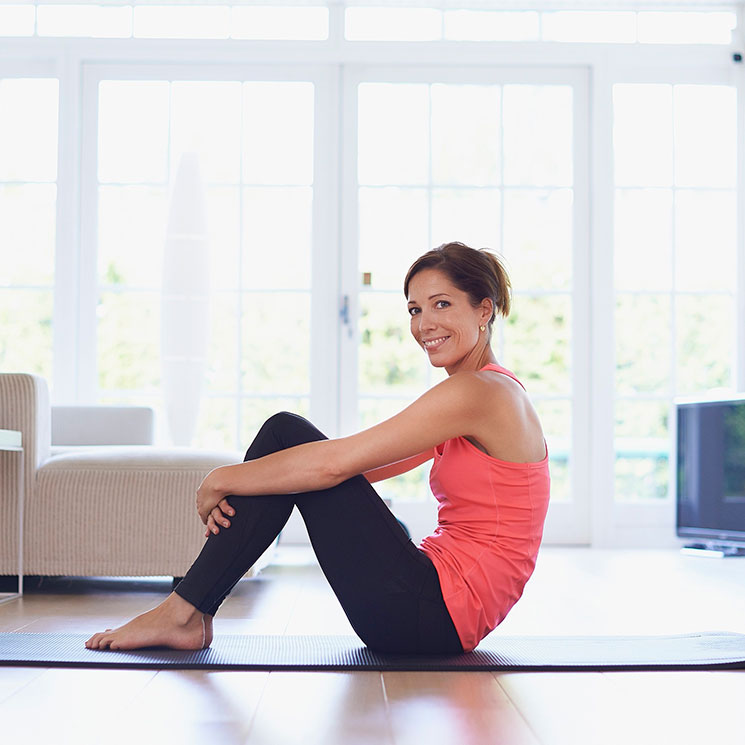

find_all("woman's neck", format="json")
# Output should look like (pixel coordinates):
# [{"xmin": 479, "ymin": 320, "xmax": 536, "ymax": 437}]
[{"xmin": 445, "ymin": 346, "xmax": 498, "ymax": 376}]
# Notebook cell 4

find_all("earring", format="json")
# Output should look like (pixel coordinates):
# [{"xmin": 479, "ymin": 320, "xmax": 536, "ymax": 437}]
[{"xmin": 479, "ymin": 325, "xmax": 486, "ymax": 332}]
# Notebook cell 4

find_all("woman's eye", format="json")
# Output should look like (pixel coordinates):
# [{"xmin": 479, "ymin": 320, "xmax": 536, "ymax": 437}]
[
  {"xmin": 436, "ymin": 300, "xmax": 450, "ymax": 309},
  {"xmin": 408, "ymin": 307, "xmax": 420, "ymax": 316}
]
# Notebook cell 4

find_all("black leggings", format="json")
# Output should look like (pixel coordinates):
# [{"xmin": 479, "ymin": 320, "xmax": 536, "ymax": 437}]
[{"xmin": 174, "ymin": 412, "xmax": 463, "ymax": 655}]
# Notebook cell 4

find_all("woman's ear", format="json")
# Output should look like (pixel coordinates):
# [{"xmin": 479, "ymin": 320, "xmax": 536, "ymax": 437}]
[{"xmin": 480, "ymin": 298, "xmax": 494, "ymax": 325}]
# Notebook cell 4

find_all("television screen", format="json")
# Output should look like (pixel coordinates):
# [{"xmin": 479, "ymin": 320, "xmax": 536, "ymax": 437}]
[{"xmin": 677, "ymin": 397, "xmax": 745, "ymax": 550}]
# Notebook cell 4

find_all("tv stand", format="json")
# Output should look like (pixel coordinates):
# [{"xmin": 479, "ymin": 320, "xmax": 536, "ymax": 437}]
[{"xmin": 681, "ymin": 543, "xmax": 745, "ymax": 558}]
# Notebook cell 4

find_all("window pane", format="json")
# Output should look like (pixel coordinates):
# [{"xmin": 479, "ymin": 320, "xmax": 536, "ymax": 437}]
[
  {"xmin": 345, "ymin": 8, "xmax": 441, "ymax": 41},
  {"xmin": 0, "ymin": 184, "xmax": 57, "ymax": 285},
  {"xmin": 359, "ymin": 187, "xmax": 429, "ymax": 292},
  {"xmin": 0, "ymin": 78, "xmax": 59, "ymax": 182},
  {"xmin": 98, "ymin": 186, "xmax": 168, "ymax": 288},
  {"xmin": 674, "ymin": 85, "xmax": 736, "ymax": 188},
  {"xmin": 170, "ymin": 82, "xmax": 241, "ymax": 185},
  {"xmin": 675, "ymin": 190, "xmax": 736, "ymax": 292},
  {"xmin": 444, "ymin": 11, "xmax": 539, "ymax": 42},
  {"xmin": 374, "ymin": 467, "xmax": 431, "ymax": 504},
  {"xmin": 676, "ymin": 295, "xmax": 733, "ymax": 396},
  {"xmin": 134, "ymin": 5, "xmax": 230, "ymax": 39},
  {"xmin": 535, "ymin": 398, "xmax": 571, "ymax": 503},
  {"xmin": 98, "ymin": 81, "xmax": 169, "ymax": 184},
  {"xmin": 0, "ymin": 5, "xmax": 35, "ymax": 36},
  {"xmin": 205, "ymin": 186, "xmax": 240, "ymax": 291},
  {"xmin": 504, "ymin": 294, "xmax": 571, "ymax": 395},
  {"xmin": 358, "ymin": 84, "xmax": 429, "ymax": 186},
  {"xmin": 0, "ymin": 290, "xmax": 53, "ymax": 378},
  {"xmin": 431, "ymin": 84, "xmax": 500, "ymax": 186},
  {"xmin": 615, "ymin": 399, "xmax": 670, "ymax": 503},
  {"xmin": 503, "ymin": 188, "xmax": 572, "ymax": 291},
  {"xmin": 242, "ymin": 82, "xmax": 314, "ymax": 186},
  {"xmin": 615, "ymin": 453, "xmax": 668, "ymax": 502},
  {"xmin": 638, "ymin": 12, "xmax": 736, "ymax": 45},
  {"xmin": 242, "ymin": 187, "xmax": 312, "ymax": 290},
  {"xmin": 615, "ymin": 294, "xmax": 671, "ymax": 395},
  {"xmin": 231, "ymin": 7, "xmax": 328, "ymax": 41},
  {"xmin": 97, "ymin": 291, "xmax": 160, "ymax": 392},
  {"xmin": 240, "ymin": 293, "xmax": 310, "ymax": 395},
  {"xmin": 37, "ymin": 4, "xmax": 132, "ymax": 38},
  {"xmin": 359, "ymin": 397, "xmax": 416, "ymax": 431},
  {"xmin": 542, "ymin": 11, "xmax": 635, "ymax": 43},
  {"xmin": 359, "ymin": 292, "xmax": 427, "ymax": 397},
  {"xmin": 503, "ymin": 85, "xmax": 573, "ymax": 187},
  {"xmin": 241, "ymin": 397, "xmax": 309, "ymax": 443},
  {"xmin": 206, "ymin": 293, "xmax": 239, "ymax": 394},
  {"xmin": 613, "ymin": 84, "xmax": 672, "ymax": 188},
  {"xmin": 194, "ymin": 397, "xmax": 237, "ymax": 451},
  {"xmin": 616, "ymin": 399, "xmax": 669, "ymax": 440},
  {"xmin": 614, "ymin": 189, "xmax": 672, "ymax": 292},
  {"xmin": 358, "ymin": 397, "xmax": 430, "ymax": 500},
  {"xmin": 431, "ymin": 188, "xmax": 501, "ymax": 251}
]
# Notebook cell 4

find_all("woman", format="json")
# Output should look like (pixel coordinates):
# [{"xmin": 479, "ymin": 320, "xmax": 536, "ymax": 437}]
[{"xmin": 86, "ymin": 242, "xmax": 550, "ymax": 655}]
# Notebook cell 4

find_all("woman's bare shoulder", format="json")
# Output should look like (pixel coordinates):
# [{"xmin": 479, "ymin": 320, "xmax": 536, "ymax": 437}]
[
  {"xmin": 454, "ymin": 368, "xmax": 545, "ymax": 462},
  {"xmin": 449, "ymin": 367, "xmax": 526, "ymax": 403}
]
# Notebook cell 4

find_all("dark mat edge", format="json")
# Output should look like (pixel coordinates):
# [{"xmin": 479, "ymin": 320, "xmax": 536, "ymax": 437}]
[
  {"xmin": 2, "ymin": 632, "xmax": 745, "ymax": 672},
  {"xmin": 2, "ymin": 658, "xmax": 744, "ymax": 672}
]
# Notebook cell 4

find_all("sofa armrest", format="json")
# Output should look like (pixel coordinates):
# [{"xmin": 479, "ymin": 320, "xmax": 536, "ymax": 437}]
[
  {"xmin": 0, "ymin": 373, "xmax": 51, "ymax": 471},
  {"xmin": 0, "ymin": 375, "xmax": 50, "ymax": 571}
]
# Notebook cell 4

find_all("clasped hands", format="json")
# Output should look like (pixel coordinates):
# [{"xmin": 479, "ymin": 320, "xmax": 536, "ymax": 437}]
[{"xmin": 196, "ymin": 467, "xmax": 235, "ymax": 537}]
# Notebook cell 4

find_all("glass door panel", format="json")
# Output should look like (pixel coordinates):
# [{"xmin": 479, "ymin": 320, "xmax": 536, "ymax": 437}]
[
  {"xmin": 346, "ymin": 68, "xmax": 587, "ymax": 542},
  {"xmin": 91, "ymin": 72, "xmax": 316, "ymax": 449}
]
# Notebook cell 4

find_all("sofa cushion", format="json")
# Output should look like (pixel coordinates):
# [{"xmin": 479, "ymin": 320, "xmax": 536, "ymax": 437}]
[
  {"xmin": 28, "ymin": 446, "xmax": 246, "ymax": 576},
  {"xmin": 52, "ymin": 406, "xmax": 155, "ymax": 447},
  {"xmin": 39, "ymin": 447, "xmax": 243, "ymax": 472}
]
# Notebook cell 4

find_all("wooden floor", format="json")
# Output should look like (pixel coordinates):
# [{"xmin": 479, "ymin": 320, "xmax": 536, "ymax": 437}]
[{"xmin": 1, "ymin": 546, "xmax": 744, "ymax": 745}]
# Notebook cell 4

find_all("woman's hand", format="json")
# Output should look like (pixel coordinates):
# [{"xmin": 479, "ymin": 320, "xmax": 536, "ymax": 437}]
[
  {"xmin": 204, "ymin": 498, "xmax": 235, "ymax": 537},
  {"xmin": 196, "ymin": 468, "xmax": 232, "ymax": 527}
]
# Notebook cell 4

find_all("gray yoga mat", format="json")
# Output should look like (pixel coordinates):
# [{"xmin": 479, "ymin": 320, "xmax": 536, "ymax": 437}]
[{"xmin": 1, "ymin": 631, "xmax": 745, "ymax": 671}]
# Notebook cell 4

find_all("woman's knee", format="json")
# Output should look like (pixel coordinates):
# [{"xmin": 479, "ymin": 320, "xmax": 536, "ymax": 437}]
[
  {"xmin": 244, "ymin": 411, "xmax": 326, "ymax": 461},
  {"xmin": 262, "ymin": 411, "xmax": 302, "ymax": 435},
  {"xmin": 266, "ymin": 412, "xmax": 325, "ymax": 443}
]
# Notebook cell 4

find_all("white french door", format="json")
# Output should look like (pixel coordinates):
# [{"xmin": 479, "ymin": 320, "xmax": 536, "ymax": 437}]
[{"xmin": 339, "ymin": 65, "xmax": 591, "ymax": 544}]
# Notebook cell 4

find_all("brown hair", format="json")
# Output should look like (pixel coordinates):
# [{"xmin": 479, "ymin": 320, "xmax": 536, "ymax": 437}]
[{"xmin": 403, "ymin": 242, "xmax": 511, "ymax": 326}]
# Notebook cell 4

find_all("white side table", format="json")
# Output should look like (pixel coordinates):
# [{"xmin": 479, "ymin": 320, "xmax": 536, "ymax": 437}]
[{"xmin": 0, "ymin": 429, "xmax": 23, "ymax": 604}]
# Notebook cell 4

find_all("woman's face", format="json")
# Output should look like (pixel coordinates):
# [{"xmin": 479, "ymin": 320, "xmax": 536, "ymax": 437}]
[{"xmin": 407, "ymin": 268, "xmax": 491, "ymax": 375}]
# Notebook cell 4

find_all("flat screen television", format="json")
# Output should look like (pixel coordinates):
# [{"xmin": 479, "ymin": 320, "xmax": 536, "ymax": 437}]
[{"xmin": 676, "ymin": 396, "xmax": 745, "ymax": 557}]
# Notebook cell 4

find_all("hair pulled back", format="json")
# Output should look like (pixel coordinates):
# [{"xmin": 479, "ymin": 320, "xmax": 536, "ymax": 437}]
[{"xmin": 404, "ymin": 242, "xmax": 511, "ymax": 327}]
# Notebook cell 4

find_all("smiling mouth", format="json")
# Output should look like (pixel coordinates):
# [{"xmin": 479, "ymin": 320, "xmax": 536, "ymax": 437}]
[{"xmin": 422, "ymin": 336, "xmax": 449, "ymax": 350}]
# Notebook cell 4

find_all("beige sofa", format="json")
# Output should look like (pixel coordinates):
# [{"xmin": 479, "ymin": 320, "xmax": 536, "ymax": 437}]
[{"xmin": 0, "ymin": 373, "xmax": 273, "ymax": 579}]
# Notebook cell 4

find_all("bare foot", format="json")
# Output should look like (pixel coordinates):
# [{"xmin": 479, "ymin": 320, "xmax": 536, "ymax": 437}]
[
  {"xmin": 204, "ymin": 614, "xmax": 214, "ymax": 648},
  {"xmin": 85, "ymin": 592, "xmax": 207, "ymax": 651}
]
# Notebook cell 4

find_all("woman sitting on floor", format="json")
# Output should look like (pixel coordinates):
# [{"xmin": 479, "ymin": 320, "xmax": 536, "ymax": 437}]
[{"xmin": 86, "ymin": 241, "xmax": 550, "ymax": 655}]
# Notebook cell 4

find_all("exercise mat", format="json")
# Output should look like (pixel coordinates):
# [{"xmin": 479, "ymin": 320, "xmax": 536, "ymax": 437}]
[{"xmin": 1, "ymin": 631, "xmax": 744, "ymax": 671}]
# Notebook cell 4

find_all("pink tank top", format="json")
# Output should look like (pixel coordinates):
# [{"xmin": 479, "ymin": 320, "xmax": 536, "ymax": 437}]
[{"xmin": 419, "ymin": 364, "xmax": 550, "ymax": 652}]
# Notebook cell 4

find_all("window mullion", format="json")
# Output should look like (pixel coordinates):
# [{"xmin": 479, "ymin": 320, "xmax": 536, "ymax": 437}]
[
  {"xmin": 77, "ymin": 64, "xmax": 101, "ymax": 404},
  {"xmin": 589, "ymin": 61, "xmax": 616, "ymax": 547},
  {"xmin": 53, "ymin": 55, "xmax": 81, "ymax": 402}
]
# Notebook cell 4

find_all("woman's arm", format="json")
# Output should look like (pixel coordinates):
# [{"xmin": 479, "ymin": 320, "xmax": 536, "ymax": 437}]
[
  {"xmin": 197, "ymin": 371, "xmax": 495, "ymax": 522},
  {"xmin": 363, "ymin": 450, "xmax": 434, "ymax": 484}
]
